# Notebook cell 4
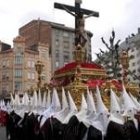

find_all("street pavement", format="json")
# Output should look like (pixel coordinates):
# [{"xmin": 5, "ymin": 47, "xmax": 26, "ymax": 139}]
[{"xmin": 0, "ymin": 126, "xmax": 6, "ymax": 140}]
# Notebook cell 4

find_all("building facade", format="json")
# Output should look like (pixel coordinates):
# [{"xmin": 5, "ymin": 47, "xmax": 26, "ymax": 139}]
[
  {"xmin": 0, "ymin": 36, "xmax": 51, "ymax": 97},
  {"xmin": 119, "ymin": 29, "xmax": 140, "ymax": 83},
  {"xmin": 19, "ymin": 19, "xmax": 93, "ymax": 74}
]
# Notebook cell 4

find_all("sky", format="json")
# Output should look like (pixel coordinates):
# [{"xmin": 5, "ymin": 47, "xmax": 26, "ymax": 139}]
[{"xmin": 0, "ymin": 0, "xmax": 140, "ymax": 60}]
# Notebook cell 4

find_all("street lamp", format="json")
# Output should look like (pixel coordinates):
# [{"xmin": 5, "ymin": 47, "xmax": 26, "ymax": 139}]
[{"xmin": 35, "ymin": 60, "xmax": 44, "ymax": 89}]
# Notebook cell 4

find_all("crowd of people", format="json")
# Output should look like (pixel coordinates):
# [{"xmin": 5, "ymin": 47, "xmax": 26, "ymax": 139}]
[{"xmin": 0, "ymin": 86, "xmax": 140, "ymax": 140}]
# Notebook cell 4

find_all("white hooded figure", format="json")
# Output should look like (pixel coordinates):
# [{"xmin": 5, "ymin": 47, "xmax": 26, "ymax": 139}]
[
  {"xmin": 85, "ymin": 89, "xmax": 104, "ymax": 139},
  {"xmin": 14, "ymin": 94, "xmax": 25, "ymax": 118},
  {"xmin": 63, "ymin": 91, "xmax": 77, "ymax": 124},
  {"xmin": 38, "ymin": 89, "xmax": 42, "ymax": 108},
  {"xmin": 0, "ymin": 100, "xmax": 7, "ymax": 112},
  {"xmin": 46, "ymin": 89, "xmax": 51, "ymax": 109},
  {"xmin": 54, "ymin": 87, "xmax": 69, "ymax": 123},
  {"xmin": 22, "ymin": 92, "xmax": 30, "ymax": 114},
  {"xmin": 50, "ymin": 88, "xmax": 61, "ymax": 112},
  {"xmin": 76, "ymin": 93, "xmax": 88, "ymax": 125},
  {"xmin": 129, "ymin": 93, "xmax": 140, "ymax": 111},
  {"xmin": 14, "ymin": 94, "xmax": 21, "ymax": 109},
  {"xmin": 87, "ymin": 89, "xmax": 96, "ymax": 114},
  {"xmin": 86, "ymin": 90, "xmax": 97, "ymax": 124},
  {"xmin": 62, "ymin": 87, "xmax": 68, "ymax": 110},
  {"xmin": 30, "ymin": 90, "xmax": 38, "ymax": 114},
  {"xmin": 33, "ymin": 90, "xmax": 38, "ymax": 108},
  {"xmin": 40, "ymin": 88, "xmax": 61, "ymax": 127},
  {"xmin": 96, "ymin": 86, "xmax": 108, "ymax": 114},
  {"xmin": 110, "ymin": 89, "xmax": 121, "ymax": 114},
  {"xmin": 121, "ymin": 85, "xmax": 138, "ymax": 129},
  {"xmin": 96, "ymin": 86, "xmax": 109, "ymax": 136},
  {"xmin": 40, "ymin": 89, "xmax": 51, "ymax": 126},
  {"xmin": 6, "ymin": 101, "xmax": 11, "ymax": 114},
  {"xmin": 122, "ymin": 85, "xmax": 137, "ymax": 115},
  {"xmin": 108, "ymin": 89, "xmax": 124, "ymax": 125},
  {"xmin": 10, "ymin": 93, "xmax": 15, "ymax": 107},
  {"xmin": 42, "ymin": 91, "xmax": 47, "ymax": 109},
  {"xmin": 22, "ymin": 92, "xmax": 29, "ymax": 108}
]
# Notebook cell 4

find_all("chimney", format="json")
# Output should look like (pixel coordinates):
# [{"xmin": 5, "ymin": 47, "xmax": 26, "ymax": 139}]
[
  {"xmin": 125, "ymin": 37, "xmax": 128, "ymax": 44},
  {"xmin": 138, "ymin": 28, "xmax": 140, "ymax": 34}
]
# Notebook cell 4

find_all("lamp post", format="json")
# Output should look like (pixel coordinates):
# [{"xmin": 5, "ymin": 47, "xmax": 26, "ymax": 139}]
[{"xmin": 35, "ymin": 60, "xmax": 44, "ymax": 89}]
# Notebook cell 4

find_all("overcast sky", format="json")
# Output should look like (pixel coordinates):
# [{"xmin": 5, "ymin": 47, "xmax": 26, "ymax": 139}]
[{"xmin": 0, "ymin": 0, "xmax": 140, "ymax": 60}]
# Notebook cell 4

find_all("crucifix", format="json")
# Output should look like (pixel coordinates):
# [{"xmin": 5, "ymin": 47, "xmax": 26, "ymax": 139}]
[{"xmin": 54, "ymin": 0, "xmax": 99, "ymax": 48}]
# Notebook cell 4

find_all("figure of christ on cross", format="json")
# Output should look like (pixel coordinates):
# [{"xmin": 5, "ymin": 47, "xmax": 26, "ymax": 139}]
[{"xmin": 54, "ymin": 0, "xmax": 99, "ymax": 49}]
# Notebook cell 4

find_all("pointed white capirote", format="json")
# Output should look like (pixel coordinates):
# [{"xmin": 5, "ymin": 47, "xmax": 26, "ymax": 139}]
[
  {"xmin": 62, "ymin": 87, "xmax": 68, "ymax": 109},
  {"xmin": 122, "ymin": 85, "xmax": 137, "ymax": 112},
  {"xmin": 51, "ymin": 88, "xmax": 61, "ymax": 110},
  {"xmin": 96, "ymin": 86, "xmax": 108, "ymax": 114},
  {"xmin": 10, "ymin": 93, "xmax": 15, "ymax": 106},
  {"xmin": 32, "ymin": 90, "xmax": 38, "ymax": 108},
  {"xmin": 68, "ymin": 91, "xmax": 77, "ymax": 111},
  {"xmin": 87, "ymin": 88, "xmax": 96, "ymax": 112},
  {"xmin": 42, "ymin": 91, "xmax": 47, "ymax": 108},
  {"xmin": 46, "ymin": 89, "xmax": 51, "ymax": 108},
  {"xmin": 80, "ymin": 93, "xmax": 87, "ymax": 111},
  {"xmin": 38, "ymin": 89, "xmax": 42, "ymax": 107},
  {"xmin": 130, "ymin": 93, "xmax": 140, "ymax": 110},
  {"xmin": 110, "ymin": 89, "xmax": 121, "ymax": 113}
]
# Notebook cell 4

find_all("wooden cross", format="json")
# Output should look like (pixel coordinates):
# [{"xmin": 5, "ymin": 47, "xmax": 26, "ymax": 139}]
[{"xmin": 54, "ymin": 0, "xmax": 99, "ymax": 47}]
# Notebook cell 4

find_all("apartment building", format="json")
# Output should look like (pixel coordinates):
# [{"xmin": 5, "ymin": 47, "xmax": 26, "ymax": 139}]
[
  {"xmin": 0, "ymin": 36, "xmax": 51, "ymax": 97},
  {"xmin": 19, "ymin": 19, "xmax": 93, "ymax": 74},
  {"xmin": 120, "ymin": 29, "xmax": 140, "ymax": 82}
]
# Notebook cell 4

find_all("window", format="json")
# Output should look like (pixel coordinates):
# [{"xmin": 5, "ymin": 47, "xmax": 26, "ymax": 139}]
[
  {"xmin": 63, "ymin": 32, "xmax": 69, "ymax": 37},
  {"xmin": 64, "ymin": 62, "xmax": 68, "ymax": 65},
  {"xmin": 27, "ymin": 60, "xmax": 30, "ymax": 67},
  {"xmin": 56, "ymin": 61, "xmax": 59, "ymax": 68},
  {"xmin": 14, "ymin": 81, "xmax": 22, "ymax": 90},
  {"xmin": 137, "ymin": 60, "xmax": 140, "ymax": 64},
  {"xmin": 27, "ymin": 60, "xmax": 35, "ymax": 68},
  {"xmin": 27, "ymin": 72, "xmax": 31, "ymax": 79},
  {"xmin": 132, "ymin": 62, "xmax": 135, "ymax": 66},
  {"xmin": 64, "ymin": 51, "xmax": 69, "ymax": 61},
  {"xmin": 2, "ymin": 85, "xmax": 7, "ymax": 94},
  {"xmin": 15, "ymin": 56, "xmax": 22, "ymax": 64},
  {"xmin": 6, "ymin": 60, "xmax": 10, "ymax": 67},
  {"xmin": 131, "ymin": 48, "xmax": 134, "ymax": 52},
  {"xmin": 41, "ymin": 74, "xmax": 45, "ymax": 80},
  {"xmin": 6, "ymin": 73, "xmax": 9, "ymax": 79},
  {"xmin": 56, "ymin": 50, "xmax": 59, "ymax": 58},
  {"xmin": 15, "ymin": 69, "xmax": 22, "ymax": 77},
  {"xmin": 31, "ymin": 61, "xmax": 35, "ymax": 68},
  {"xmin": 2, "ymin": 73, "xmax": 6, "ymax": 80},
  {"xmin": 55, "ymin": 40, "xmax": 59, "ymax": 46},
  {"xmin": 27, "ymin": 72, "xmax": 35, "ymax": 80},
  {"xmin": 64, "ymin": 41, "xmax": 69, "ymax": 49},
  {"xmin": 55, "ymin": 30, "xmax": 59, "ymax": 36},
  {"xmin": 129, "ymin": 55, "xmax": 135, "ymax": 59},
  {"xmin": 2, "ymin": 60, "xmax": 6, "ymax": 67},
  {"xmin": 41, "ymin": 52, "xmax": 46, "ymax": 59},
  {"xmin": 137, "ymin": 52, "xmax": 140, "ymax": 57},
  {"xmin": 16, "ymin": 47, "xmax": 22, "ymax": 54},
  {"xmin": 64, "ymin": 55, "xmax": 69, "ymax": 61},
  {"xmin": 31, "ymin": 73, "xmax": 35, "ymax": 80}
]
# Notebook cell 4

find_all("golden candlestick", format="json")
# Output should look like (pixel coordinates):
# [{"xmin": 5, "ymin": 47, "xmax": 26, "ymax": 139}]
[
  {"xmin": 35, "ymin": 60, "xmax": 44, "ymax": 89},
  {"xmin": 119, "ymin": 50, "xmax": 129, "ymax": 83}
]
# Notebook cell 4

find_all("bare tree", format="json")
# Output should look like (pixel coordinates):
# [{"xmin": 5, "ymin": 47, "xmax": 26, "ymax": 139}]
[{"xmin": 95, "ymin": 30, "xmax": 121, "ymax": 79}]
